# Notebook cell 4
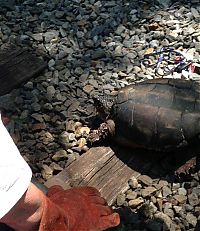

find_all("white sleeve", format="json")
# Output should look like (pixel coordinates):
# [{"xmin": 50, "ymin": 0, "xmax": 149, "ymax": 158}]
[{"xmin": 0, "ymin": 117, "xmax": 32, "ymax": 219}]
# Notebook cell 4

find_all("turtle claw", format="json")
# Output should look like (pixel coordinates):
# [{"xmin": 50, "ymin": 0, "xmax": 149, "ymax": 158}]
[
  {"xmin": 175, "ymin": 157, "xmax": 197, "ymax": 175},
  {"xmin": 87, "ymin": 122, "xmax": 110, "ymax": 143},
  {"xmin": 87, "ymin": 129, "xmax": 101, "ymax": 143}
]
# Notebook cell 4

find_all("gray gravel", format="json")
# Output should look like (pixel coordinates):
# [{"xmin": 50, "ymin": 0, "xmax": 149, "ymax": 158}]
[{"xmin": 0, "ymin": 0, "xmax": 200, "ymax": 230}]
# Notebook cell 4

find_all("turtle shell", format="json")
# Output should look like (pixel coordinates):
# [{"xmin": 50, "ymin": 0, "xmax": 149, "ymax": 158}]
[{"xmin": 110, "ymin": 78, "xmax": 200, "ymax": 151}]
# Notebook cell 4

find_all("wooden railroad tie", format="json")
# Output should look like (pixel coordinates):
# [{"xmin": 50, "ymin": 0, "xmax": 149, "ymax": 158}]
[
  {"xmin": 0, "ymin": 43, "xmax": 47, "ymax": 96},
  {"xmin": 45, "ymin": 146, "xmax": 140, "ymax": 205}
]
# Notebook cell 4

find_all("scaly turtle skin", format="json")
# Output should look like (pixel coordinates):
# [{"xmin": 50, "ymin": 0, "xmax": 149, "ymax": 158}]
[{"xmin": 91, "ymin": 78, "xmax": 200, "ymax": 151}]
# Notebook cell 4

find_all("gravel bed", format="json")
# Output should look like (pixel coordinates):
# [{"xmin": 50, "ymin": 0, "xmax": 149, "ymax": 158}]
[{"xmin": 0, "ymin": 0, "xmax": 200, "ymax": 230}]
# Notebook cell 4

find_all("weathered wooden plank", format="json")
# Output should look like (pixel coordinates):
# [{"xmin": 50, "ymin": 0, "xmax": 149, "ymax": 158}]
[
  {"xmin": 0, "ymin": 43, "xmax": 47, "ymax": 96},
  {"xmin": 45, "ymin": 147, "xmax": 115, "ymax": 189},
  {"xmin": 45, "ymin": 147, "xmax": 139, "ymax": 205},
  {"xmin": 84, "ymin": 155, "xmax": 120, "ymax": 187},
  {"xmin": 49, "ymin": 147, "xmax": 115, "ymax": 187}
]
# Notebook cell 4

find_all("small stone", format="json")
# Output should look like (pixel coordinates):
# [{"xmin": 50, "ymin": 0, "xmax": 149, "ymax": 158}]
[
  {"xmin": 192, "ymin": 186, "xmax": 200, "ymax": 196},
  {"xmin": 44, "ymin": 30, "xmax": 59, "ymax": 43},
  {"xmin": 191, "ymin": 7, "xmax": 200, "ymax": 19},
  {"xmin": 128, "ymin": 197, "xmax": 144, "ymax": 208},
  {"xmin": 149, "ymin": 39, "xmax": 160, "ymax": 48},
  {"xmin": 41, "ymin": 164, "xmax": 53, "ymax": 180},
  {"xmin": 59, "ymin": 132, "xmax": 72, "ymax": 149},
  {"xmin": 194, "ymin": 206, "xmax": 200, "ymax": 216},
  {"xmin": 174, "ymin": 194, "xmax": 187, "ymax": 204},
  {"xmin": 197, "ymin": 36, "xmax": 200, "ymax": 42},
  {"xmin": 133, "ymin": 66, "xmax": 141, "ymax": 73},
  {"xmin": 188, "ymin": 193, "xmax": 199, "ymax": 206},
  {"xmin": 104, "ymin": 1, "xmax": 116, "ymax": 7},
  {"xmin": 42, "ymin": 132, "xmax": 54, "ymax": 144},
  {"xmin": 163, "ymin": 206, "xmax": 174, "ymax": 218},
  {"xmin": 116, "ymin": 193, "xmax": 126, "ymax": 206},
  {"xmin": 66, "ymin": 120, "xmax": 75, "ymax": 132},
  {"xmin": 185, "ymin": 213, "xmax": 197, "ymax": 227},
  {"xmin": 67, "ymin": 153, "xmax": 77, "ymax": 165},
  {"xmin": 79, "ymin": 127, "xmax": 90, "ymax": 135},
  {"xmin": 126, "ymin": 191, "xmax": 138, "ymax": 200},
  {"xmin": 47, "ymin": 85, "xmax": 56, "ymax": 98},
  {"xmin": 92, "ymin": 49, "xmax": 106, "ymax": 59},
  {"xmin": 43, "ymin": 103, "xmax": 53, "ymax": 110},
  {"xmin": 77, "ymin": 138, "xmax": 87, "ymax": 148},
  {"xmin": 156, "ymin": 190, "xmax": 163, "ymax": 198},
  {"xmin": 154, "ymin": 180, "xmax": 168, "ymax": 190},
  {"xmin": 83, "ymin": 85, "xmax": 94, "ymax": 94},
  {"xmin": 138, "ymin": 175, "xmax": 153, "ymax": 186},
  {"xmin": 173, "ymin": 205, "xmax": 183, "ymax": 214},
  {"xmin": 60, "ymin": 28, "xmax": 67, "ymax": 37},
  {"xmin": 154, "ymin": 212, "xmax": 173, "ymax": 230},
  {"xmin": 62, "ymin": 22, "xmax": 69, "ymax": 29},
  {"xmin": 162, "ymin": 186, "xmax": 172, "ymax": 197},
  {"xmin": 75, "ymin": 126, "xmax": 88, "ymax": 137},
  {"xmin": 114, "ymin": 45, "xmax": 123, "ymax": 57},
  {"xmin": 168, "ymin": 31, "xmax": 178, "ymax": 40},
  {"xmin": 68, "ymin": 133, "xmax": 76, "ymax": 142},
  {"xmin": 32, "ymin": 33, "xmax": 43, "ymax": 41},
  {"xmin": 185, "ymin": 27, "xmax": 196, "ymax": 35},
  {"xmin": 184, "ymin": 204, "xmax": 194, "ymax": 212},
  {"xmin": 52, "ymin": 150, "xmax": 68, "ymax": 162},
  {"xmin": 31, "ymin": 113, "xmax": 44, "ymax": 123},
  {"xmin": 144, "ymin": 48, "xmax": 154, "ymax": 55},
  {"xmin": 128, "ymin": 176, "xmax": 138, "ymax": 189},
  {"xmin": 172, "ymin": 183, "xmax": 181, "ymax": 190},
  {"xmin": 74, "ymin": 67, "xmax": 84, "ymax": 76},
  {"xmin": 71, "ymin": 146, "xmax": 82, "ymax": 153},
  {"xmin": 25, "ymin": 140, "xmax": 36, "ymax": 148},
  {"xmin": 55, "ymin": 11, "xmax": 65, "ymax": 18},
  {"xmin": 195, "ymin": 42, "xmax": 200, "ymax": 52},
  {"xmin": 48, "ymin": 59, "xmax": 55, "ymax": 68},
  {"xmin": 24, "ymin": 81, "xmax": 33, "ymax": 89},
  {"xmin": 74, "ymin": 122, "xmax": 82, "ymax": 130},
  {"xmin": 31, "ymin": 102, "xmax": 41, "ymax": 112},
  {"xmin": 141, "ymin": 186, "xmax": 157, "ymax": 198},
  {"xmin": 140, "ymin": 202, "xmax": 157, "ymax": 218},
  {"xmin": 88, "ymin": 79, "xmax": 99, "ymax": 89},
  {"xmin": 151, "ymin": 196, "xmax": 157, "ymax": 204},
  {"xmin": 50, "ymin": 162, "xmax": 63, "ymax": 172},
  {"xmin": 178, "ymin": 188, "xmax": 187, "ymax": 196},
  {"xmin": 115, "ymin": 25, "xmax": 126, "ymax": 35},
  {"xmin": 32, "ymin": 123, "xmax": 46, "ymax": 131},
  {"xmin": 123, "ymin": 40, "xmax": 133, "ymax": 48},
  {"xmin": 157, "ymin": 198, "xmax": 163, "ymax": 211},
  {"xmin": 156, "ymin": 0, "xmax": 172, "ymax": 8}
]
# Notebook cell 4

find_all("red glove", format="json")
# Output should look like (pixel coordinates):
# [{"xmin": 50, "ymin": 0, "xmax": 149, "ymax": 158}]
[{"xmin": 39, "ymin": 186, "xmax": 120, "ymax": 231}]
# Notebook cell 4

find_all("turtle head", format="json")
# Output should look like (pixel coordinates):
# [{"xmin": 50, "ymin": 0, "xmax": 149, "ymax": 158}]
[{"xmin": 93, "ymin": 94, "xmax": 115, "ymax": 119}]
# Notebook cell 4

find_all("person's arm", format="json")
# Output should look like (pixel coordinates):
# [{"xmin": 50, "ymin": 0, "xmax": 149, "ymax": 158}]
[
  {"xmin": 1, "ymin": 183, "xmax": 120, "ymax": 231},
  {"xmin": 0, "ymin": 182, "xmax": 44, "ymax": 231}
]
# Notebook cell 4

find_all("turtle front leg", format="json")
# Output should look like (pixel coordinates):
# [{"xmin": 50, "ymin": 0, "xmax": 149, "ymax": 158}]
[
  {"xmin": 175, "ymin": 156, "xmax": 197, "ymax": 175},
  {"xmin": 87, "ymin": 119, "xmax": 115, "ymax": 143}
]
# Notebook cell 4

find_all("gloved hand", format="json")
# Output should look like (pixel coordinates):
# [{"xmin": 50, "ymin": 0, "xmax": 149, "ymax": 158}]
[{"xmin": 39, "ymin": 185, "xmax": 120, "ymax": 231}]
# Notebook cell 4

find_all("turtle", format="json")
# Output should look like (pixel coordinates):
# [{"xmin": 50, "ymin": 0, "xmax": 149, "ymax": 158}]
[{"xmin": 89, "ymin": 78, "xmax": 200, "ymax": 152}]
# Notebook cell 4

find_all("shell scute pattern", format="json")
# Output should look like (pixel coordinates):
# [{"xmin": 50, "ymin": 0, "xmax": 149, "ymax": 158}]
[{"xmin": 109, "ymin": 79, "xmax": 200, "ymax": 151}]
